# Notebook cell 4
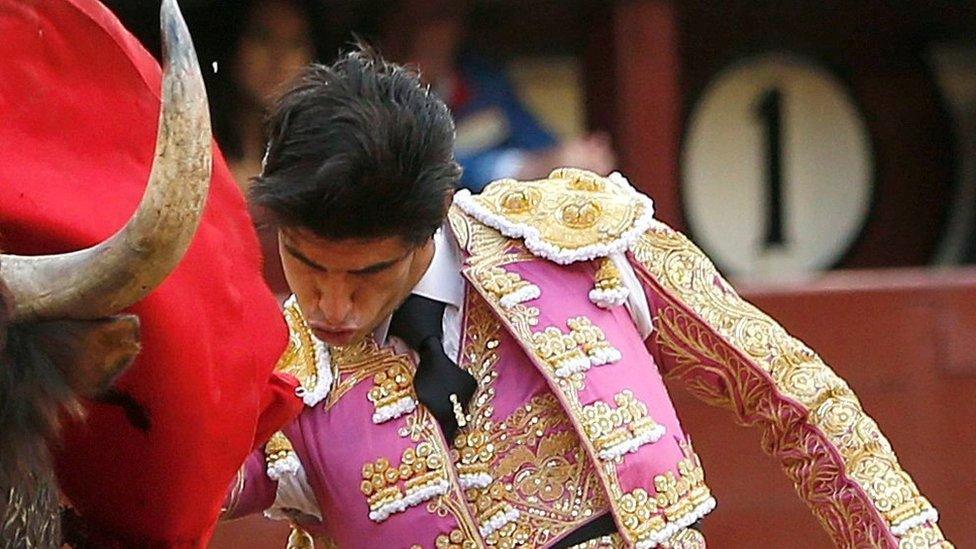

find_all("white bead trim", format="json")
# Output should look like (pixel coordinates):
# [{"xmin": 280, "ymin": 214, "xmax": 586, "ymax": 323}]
[
  {"xmin": 588, "ymin": 346, "xmax": 622, "ymax": 367},
  {"xmin": 499, "ymin": 283, "xmax": 541, "ymax": 309},
  {"xmin": 597, "ymin": 424, "xmax": 667, "ymax": 461},
  {"xmin": 266, "ymin": 452, "xmax": 301, "ymax": 481},
  {"xmin": 589, "ymin": 286, "xmax": 630, "ymax": 309},
  {"xmin": 892, "ymin": 507, "xmax": 939, "ymax": 536},
  {"xmin": 454, "ymin": 172, "xmax": 655, "ymax": 265},
  {"xmin": 553, "ymin": 354, "xmax": 593, "ymax": 378},
  {"xmin": 459, "ymin": 472, "xmax": 493, "ymax": 490},
  {"xmin": 264, "ymin": 454, "xmax": 323, "ymax": 522},
  {"xmin": 284, "ymin": 295, "xmax": 334, "ymax": 408},
  {"xmin": 368, "ymin": 479, "xmax": 451, "ymax": 522},
  {"xmin": 478, "ymin": 506, "xmax": 521, "ymax": 537},
  {"xmin": 634, "ymin": 496, "xmax": 716, "ymax": 548},
  {"xmin": 371, "ymin": 396, "xmax": 418, "ymax": 424}
]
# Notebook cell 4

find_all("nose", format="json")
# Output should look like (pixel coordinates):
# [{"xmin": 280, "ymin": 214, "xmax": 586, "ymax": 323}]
[{"xmin": 317, "ymin": 282, "xmax": 354, "ymax": 327}]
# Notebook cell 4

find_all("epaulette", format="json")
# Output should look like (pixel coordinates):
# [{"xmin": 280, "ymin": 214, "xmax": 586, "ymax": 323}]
[{"xmin": 453, "ymin": 168, "xmax": 655, "ymax": 265}]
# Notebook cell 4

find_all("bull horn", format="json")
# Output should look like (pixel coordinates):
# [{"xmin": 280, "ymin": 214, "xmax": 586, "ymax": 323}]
[{"xmin": 2, "ymin": 0, "xmax": 212, "ymax": 322}]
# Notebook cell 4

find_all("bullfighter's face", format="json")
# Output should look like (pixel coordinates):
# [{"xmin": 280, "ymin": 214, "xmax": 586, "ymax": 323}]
[{"xmin": 279, "ymin": 228, "xmax": 435, "ymax": 346}]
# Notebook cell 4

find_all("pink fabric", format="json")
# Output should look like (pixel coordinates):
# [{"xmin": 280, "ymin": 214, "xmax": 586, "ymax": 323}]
[
  {"xmin": 225, "ymin": 451, "xmax": 278, "ymax": 520},
  {"xmin": 499, "ymin": 259, "xmax": 690, "ymax": 510},
  {"xmin": 263, "ymin": 256, "xmax": 700, "ymax": 545},
  {"xmin": 285, "ymin": 374, "xmax": 463, "ymax": 545}
]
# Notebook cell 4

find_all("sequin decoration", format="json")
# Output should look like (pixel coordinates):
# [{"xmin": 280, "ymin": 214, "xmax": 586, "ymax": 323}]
[
  {"xmin": 581, "ymin": 390, "xmax": 666, "ymax": 461},
  {"xmin": 360, "ymin": 442, "xmax": 451, "ymax": 522}
]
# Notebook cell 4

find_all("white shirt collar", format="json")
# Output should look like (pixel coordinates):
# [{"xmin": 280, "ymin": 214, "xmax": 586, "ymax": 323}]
[{"xmin": 373, "ymin": 223, "xmax": 464, "ymax": 344}]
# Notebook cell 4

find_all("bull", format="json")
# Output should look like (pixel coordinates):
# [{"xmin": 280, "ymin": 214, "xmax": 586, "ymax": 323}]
[{"xmin": 0, "ymin": 0, "xmax": 212, "ymax": 545}]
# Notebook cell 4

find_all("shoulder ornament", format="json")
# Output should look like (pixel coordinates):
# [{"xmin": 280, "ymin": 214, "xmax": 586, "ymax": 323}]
[
  {"xmin": 454, "ymin": 168, "xmax": 655, "ymax": 265},
  {"xmin": 278, "ymin": 295, "xmax": 333, "ymax": 407}
]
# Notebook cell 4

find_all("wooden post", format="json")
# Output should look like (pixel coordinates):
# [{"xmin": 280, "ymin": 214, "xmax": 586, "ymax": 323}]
[{"xmin": 609, "ymin": 0, "xmax": 685, "ymax": 230}]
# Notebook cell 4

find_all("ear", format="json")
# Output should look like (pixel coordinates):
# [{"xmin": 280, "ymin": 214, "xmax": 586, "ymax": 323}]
[{"xmin": 29, "ymin": 315, "xmax": 141, "ymax": 398}]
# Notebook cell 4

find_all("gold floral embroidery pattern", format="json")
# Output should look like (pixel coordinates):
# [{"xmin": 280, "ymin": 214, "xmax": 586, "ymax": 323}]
[
  {"xmin": 453, "ymin": 168, "xmax": 653, "ymax": 264},
  {"xmin": 326, "ymin": 339, "xmax": 411, "ymax": 409},
  {"xmin": 528, "ymin": 318, "xmax": 622, "ymax": 379},
  {"xmin": 360, "ymin": 442, "xmax": 451, "ymax": 522},
  {"xmin": 581, "ymin": 390, "xmax": 666, "ymax": 462},
  {"xmin": 455, "ymin": 207, "xmax": 714, "ymax": 548},
  {"xmin": 455, "ymin": 293, "xmax": 609, "ymax": 547},
  {"xmin": 630, "ymin": 220, "xmax": 950, "ymax": 547}
]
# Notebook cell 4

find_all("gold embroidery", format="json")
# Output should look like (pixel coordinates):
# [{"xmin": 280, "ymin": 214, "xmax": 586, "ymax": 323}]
[
  {"xmin": 284, "ymin": 528, "xmax": 338, "ymax": 549},
  {"xmin": 463, "ymin": 168, "xmax": 649, "ymax": 254},
  {"xmin": 284, "ymin": 302, "xmax": 482, "ymax": 542},
  {"xmin": 632, "ymin": 220, "xmax": 949, "ymax": 546},
  {"xmin": 590, "ymin": 257, "xmax": 630, "ymax": 309},
  {"xmin": 580, "ymin": 390, "xmax": 664, "ymax": 461},
  {"xmin": 898, "ymin": 525, "xmax": 954, "ymax": 549},
  {"xmin": 265, "ymin": 431, "xmax": 295, "ymax": 467},
  {"xmin": 436, "ymin": 529, "xmax": 481, "ymax": 549},
  {"xmin": 456, "ymin": 209, "xmax": 712, "ymax": 548},
  {"xmin": 278, "ymin": 297, "xmax": 330, "ymax": 396},
  {"xmin": 360, "ymin": 442, "xmax": 450, "ymax": 522},
  {"xmin": 530, "ymin": 326, "xmax": 591, "ymax": 378},
  {"xmin": 662, "ymin": 527, "xmax": 706, "ymax": 549},
  {"xmin": 286, "ymin": 526, "xmax": 315, "ymax": 549},
  {"xmin": 456, "ymin": 294, "xmax": 608, "ymax": 547},
  {"xmin": 566, "ymin": 533, "xmax": 628, "ymax": 549},
  {"xmin": 453, "ymin": 429, "xmax": 493, "ymax": 486},
  {"xmin": 593, "ymin": 259, "xmax": 623, "ymax": 293},
  {"xmin": 326, "ymin": 339, "xmax": 410, "ymax": 409},
  {"xmin": 367, "ymin": 363, "xmax": 417, "ymax": 423},
  {"xmin": 568, "ymin": 316, "xmax": 622, "ymax": 366},
  {"xmin": 612, "ymin": 442, "xmax": 714, "ymax": 547},
  {"xmin": 476, "ymin": 266, "xmax": 540, "ymax": 309}
]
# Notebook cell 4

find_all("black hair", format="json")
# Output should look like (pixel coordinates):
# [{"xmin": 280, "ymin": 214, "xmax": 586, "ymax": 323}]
[{"xmin": 250, "ymin": 44, "xmax": 461, "ymax": 246}]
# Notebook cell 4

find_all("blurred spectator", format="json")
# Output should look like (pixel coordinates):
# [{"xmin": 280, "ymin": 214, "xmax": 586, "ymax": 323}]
[
  {"xmin": 209, "ymin": 0, "xmax": 323, "ymax": 191},
  {"xmin": 203, "ymin": 0, "xmax": 330, "ymax": 296},
  {"xmin": 380, "ymin": 0, "xmax": 616, "ymax": 191}
]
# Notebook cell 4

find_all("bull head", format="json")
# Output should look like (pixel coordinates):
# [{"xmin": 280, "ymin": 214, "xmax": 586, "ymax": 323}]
[{"xmin": 0, "ymin": 0, "xmax": 211, "ymax": 544}]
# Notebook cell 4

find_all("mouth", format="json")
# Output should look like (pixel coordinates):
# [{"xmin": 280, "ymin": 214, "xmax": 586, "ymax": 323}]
[{"xmin": 310, "ymin": 325, "xmax": 358, "ymax": 346}]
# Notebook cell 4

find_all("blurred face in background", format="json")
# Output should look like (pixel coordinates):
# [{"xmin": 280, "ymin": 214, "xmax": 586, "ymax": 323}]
[
  {"xmin": 235, "ymin": 0, "xmax": 313, "ymax": 109},
  {"xmin": 380, "ymin": 0, "xmax": 466, "ymax": 90},
  {"xmin": 404, "ymin": 16, "xmax": 462, "ymax": 89}
]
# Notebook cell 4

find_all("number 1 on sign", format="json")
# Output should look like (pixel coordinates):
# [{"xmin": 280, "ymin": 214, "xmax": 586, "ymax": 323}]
[{"xmin": 757, "ymin": 88, "xmax": 786, "ymax": 247}]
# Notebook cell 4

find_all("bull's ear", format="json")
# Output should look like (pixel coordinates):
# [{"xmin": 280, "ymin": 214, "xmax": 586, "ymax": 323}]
[{"xmin": 29, "ymin": 316, "xmax": 140, "ymax": 397}]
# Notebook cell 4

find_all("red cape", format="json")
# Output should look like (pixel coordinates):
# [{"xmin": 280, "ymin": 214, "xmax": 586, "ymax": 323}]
[{"xmin": 0, "ymin": 0, "xmax": 303, "ymax": 545}]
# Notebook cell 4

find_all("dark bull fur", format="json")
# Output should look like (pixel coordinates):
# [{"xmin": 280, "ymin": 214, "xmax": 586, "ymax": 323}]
[{"xmin": 0, "ymin": 273, "xmax": 141, "ymax": 547}]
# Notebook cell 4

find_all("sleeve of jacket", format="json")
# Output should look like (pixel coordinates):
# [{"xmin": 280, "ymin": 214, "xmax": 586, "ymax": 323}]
[
  {"xmin": 626, "ymin": 219, "xmax": 951, "ymax": 549},
  {"xmin": 221, "ymin": 449, "xmax": 278, "ymax": 519}
]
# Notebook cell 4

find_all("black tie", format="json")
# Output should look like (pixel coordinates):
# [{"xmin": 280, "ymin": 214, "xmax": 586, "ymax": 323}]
[{"xmin": 389, "ymin": 294, "xmax": 477, "ymax": 443}]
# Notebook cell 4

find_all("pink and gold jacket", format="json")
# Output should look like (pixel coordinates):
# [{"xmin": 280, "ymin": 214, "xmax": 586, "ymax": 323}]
[{"xmin": 225, "ymin": 169, "xmax": 949, "ymax": 549}]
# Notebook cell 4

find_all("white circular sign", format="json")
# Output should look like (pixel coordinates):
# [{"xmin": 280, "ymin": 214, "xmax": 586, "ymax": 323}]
[{"xmin": 681, "ymin": 53, "xmax": 874, "ymax": 278}]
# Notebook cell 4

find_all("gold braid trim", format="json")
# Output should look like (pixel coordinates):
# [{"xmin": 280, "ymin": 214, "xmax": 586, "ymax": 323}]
[{"xmin": 629, "ymin": 220, "xmax": 950, "ymax": 548}]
